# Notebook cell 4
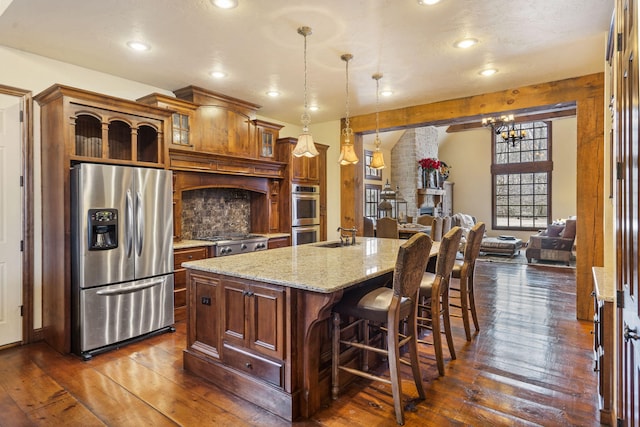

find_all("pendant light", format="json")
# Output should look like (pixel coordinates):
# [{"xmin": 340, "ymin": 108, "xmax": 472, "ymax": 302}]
[
  {"xmin": 370, "ymin": 73, "xmax": 386, "ymax": 169},
  {"xmin": 338, "ymin": 53, "xmax": 358, "ymax": 165},
  {"xmin": 292, "ymin": 26, "xmax": 319, "ymax": 158}
]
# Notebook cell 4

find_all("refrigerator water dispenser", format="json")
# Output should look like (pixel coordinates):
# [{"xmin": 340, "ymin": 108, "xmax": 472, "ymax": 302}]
[{"xmin": 88, "ymin": 208, "xmax": 118, "ymax": 250}]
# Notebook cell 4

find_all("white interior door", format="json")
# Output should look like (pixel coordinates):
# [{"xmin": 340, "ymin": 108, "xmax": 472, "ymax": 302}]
[{"xmin": 0, "ymin": 93, "xmax": 23, "ymax": 346}]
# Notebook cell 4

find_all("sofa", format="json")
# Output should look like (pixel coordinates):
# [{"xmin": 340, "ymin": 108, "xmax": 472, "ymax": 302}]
[{"xmin": 525, "ymin": 217, "xmax": 576, "ymax": 265}]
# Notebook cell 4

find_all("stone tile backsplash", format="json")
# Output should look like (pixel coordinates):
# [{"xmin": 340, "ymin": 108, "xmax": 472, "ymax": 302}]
[{"xmin": 181, "ymin": 188, "xmax": 251, "ymax": 239}]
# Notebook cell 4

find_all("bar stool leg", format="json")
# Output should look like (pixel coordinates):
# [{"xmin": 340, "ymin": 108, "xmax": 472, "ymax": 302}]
[
  {"xmin": 331, "ymin": 312, "xmax": 341, "ymax": 400},
  {"xmin": 459, "ymin": 274, "xmax": 472, "ymax": 341},
  {"xmin": 468, "ymin": 273, "xmax": 480, "ymax": 333}
]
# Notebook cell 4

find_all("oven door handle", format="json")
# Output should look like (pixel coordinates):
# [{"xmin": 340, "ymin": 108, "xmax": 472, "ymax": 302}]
[{"xmin": 95, "ymin": 280, "xmax": 164, "ymax": 296}]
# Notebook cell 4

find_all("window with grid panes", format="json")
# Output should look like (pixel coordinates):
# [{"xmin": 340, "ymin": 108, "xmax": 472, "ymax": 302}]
[
  {"xmin": 364, "ymin": 150, "xmax": 382, "ymax": 180},
  {"xmin": 364, "ymin": 184, "xmax": 382, "ymax": 221},
  {"xmin": 492, "ymin": 120, "xmax": 552, "ymax": 230}
]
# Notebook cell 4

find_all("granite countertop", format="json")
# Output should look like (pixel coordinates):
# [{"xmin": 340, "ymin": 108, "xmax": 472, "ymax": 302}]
[
  {"xmin": 182, "ymin": 237, "xmax": 439, "ymax": 294},
  {"xmin": 592, "ymin": 266, "xmax": 615, "ymax": 302},
  {"xmin": 174, "ymin": 233, "xmax": 290, "ymax": 250}
]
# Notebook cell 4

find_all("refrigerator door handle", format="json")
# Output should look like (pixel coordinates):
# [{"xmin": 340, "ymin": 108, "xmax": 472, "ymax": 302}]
[
  {"xmin": 95, "ymin": 279, "xmax": 164, "ymax": 296},
  {"xmin": 136, "ymin": 191, "xmax": 144, "ymax": 256},
  {"xmin": 126, "ymin": 189, "xmax": 134, "ymax": 258}
]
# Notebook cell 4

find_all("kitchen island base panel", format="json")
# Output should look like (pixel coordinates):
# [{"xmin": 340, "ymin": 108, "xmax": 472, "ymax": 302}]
[{"xmin": 183, "ymin": 348, "xmax": 300, "ymax": 421}]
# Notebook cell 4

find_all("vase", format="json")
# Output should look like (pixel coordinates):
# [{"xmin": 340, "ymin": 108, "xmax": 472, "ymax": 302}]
[{"xmin": 422, "ymin": 169, "xmax": 439, "ymax": 188}]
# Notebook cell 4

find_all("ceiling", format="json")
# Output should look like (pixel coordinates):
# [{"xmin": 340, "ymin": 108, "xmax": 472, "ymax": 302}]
[{"xmin": 0, "ymin": 0, "xmax": 612, "ymax": 127}]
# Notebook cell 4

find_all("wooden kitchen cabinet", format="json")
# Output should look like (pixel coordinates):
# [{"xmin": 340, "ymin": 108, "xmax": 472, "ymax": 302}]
[
  {"xmin": 185, "ymin": 271, "xmax": 292, "ymax": 415},
  {"xmin": 221, "ymin": 277, "xmax": 285, "ymax": 361},
  {"xmin": 254, "ymin": 119, "xmax": 283, "ymax": 160},
  {"xmin": 268, "ymin": 236, "xmax": 290, "ymax": 249},
  {"xmin": 592, "ymin": 267, "xmax": 614, "ymax": 426},
  {"xmin": 276, "ymin": 137, "xmax": 324, "ymax": 185},
  {"xmin": 173, "ymin": 85, "xmax": 261, "ymax": 158},
  {"xmin": 174, "ymin": 246, "xmax": 210, "ymax": 321},
  {"xmin": 34, "ymin": 84, "xmax": 173, "ymax": 354},
  {"xmin": 187, "ymin": 271, "xmax": 221, "ymax": 358},
  {"xmin": 275, "ymin": 137, "xmax": 329, "ymax": 241},
  {"xmin": 137, "ymin": 93, "xmax": 199, "ymax": 151},
  {"xmin": 292, "ymin": 155, "xmax": 320, "ymax": 183},
  {"xmin": 37, "ymin": 84, "xmax": 170, "ymax": 167}
]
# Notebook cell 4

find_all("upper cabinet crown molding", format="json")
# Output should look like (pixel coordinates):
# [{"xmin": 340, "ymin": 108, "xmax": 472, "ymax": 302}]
[
  {"xmin": 173, "ymin": 85, "xmax": 261, "ymax": 112},
  {"xmin": 34, "ymin": 84, "xmax": 175, "ymax": 120}
]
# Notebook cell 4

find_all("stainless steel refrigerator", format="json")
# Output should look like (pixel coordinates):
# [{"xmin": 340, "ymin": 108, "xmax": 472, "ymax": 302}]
[{"xmin": 71, "ymin": 163, "xmax": 174, "ymax": 359}]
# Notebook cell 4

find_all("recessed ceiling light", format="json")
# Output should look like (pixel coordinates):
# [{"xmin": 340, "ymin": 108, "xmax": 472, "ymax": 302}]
[
  {"xmin": 126, "ymin": 41, "xmax": 150, "ymax": 52},
  {"xmin": 210, "ymin": 71, "xmax": 227, "ymax": 79},
  {"xmin": 309, "ymin": 105, "xmax": 319, "ymax": 112},
  {"xmin": 211, "ymin": 0, "xmax": 238, "ymax": 9},
  {"xmin": 266, "ymin": 90, "xmax": 280, "ymax": 97},
  {"xmin": 479, "ymin": 68, "xmax": 498, "ymax": 77},
  {"xmin": 380, "ymin": 90, "xmax": 393, "ymax": 97},
  {"xmin": 417, "ymin": 0, "xmax": 441, "ymax": 5},
  {"xmin": 455, "ymin": 38, "xmax": 478, "ymax": 49}
]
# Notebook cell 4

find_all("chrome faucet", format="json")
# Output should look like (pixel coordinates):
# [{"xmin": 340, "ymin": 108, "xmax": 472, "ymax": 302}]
[{"xmin": 337, "ymin": 226, "xmax": 357, "ymax": 245}]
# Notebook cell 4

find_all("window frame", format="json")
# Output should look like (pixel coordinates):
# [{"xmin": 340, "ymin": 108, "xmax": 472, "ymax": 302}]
[
  {"xmin": 364, "ymin": 150, "xmax": 382, "ymax": 180},
  {"xmin": 364, "ymin": 183, "xmax": 382, "ymax": 221},
  {"xmin": 491, "ymin": 120, "xmax": 553, "ymax": 231}
]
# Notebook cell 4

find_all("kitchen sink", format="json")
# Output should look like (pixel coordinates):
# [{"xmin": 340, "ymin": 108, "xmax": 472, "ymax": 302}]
[{"xmin": 314, "ymin": 241, "xmax": 359, "ymax": 248}]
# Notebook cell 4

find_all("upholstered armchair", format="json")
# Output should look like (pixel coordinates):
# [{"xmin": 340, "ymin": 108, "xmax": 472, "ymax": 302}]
[{"xmin": 525, "ymin": 218, "xmax": 576, "ymax": 265}]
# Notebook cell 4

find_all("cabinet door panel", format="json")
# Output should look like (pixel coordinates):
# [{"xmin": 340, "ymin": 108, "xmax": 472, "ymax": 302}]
[
  {"xmin": 191, "ymin": 275, "xmax": 219, "ymax": 356},
  {"xmin": 223, "ymin": 280, "xmax": 247, "ymax": 345},
  {"xmin": 249, "ymin": 286, "xmax": 285, "ymax": 359}
]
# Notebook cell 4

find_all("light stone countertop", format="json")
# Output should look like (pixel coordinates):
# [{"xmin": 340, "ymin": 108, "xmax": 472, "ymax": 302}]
[
  {"xmin": 592, "ymin": 266, "xmax": 615, "ymax": 302},
  {"xmin": 182, "ymin": 237, "xmax": 439, "ymax": 294}
]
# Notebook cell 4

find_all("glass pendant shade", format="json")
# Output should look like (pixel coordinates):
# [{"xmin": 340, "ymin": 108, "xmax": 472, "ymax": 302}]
[
  {"xmin": 370, "ymin": 149, "xmax": 385, "ymax": 169},
  {"xmin": 338, "ymin": 143, "xmax": 359, "ymax": 165},
  {"xmin": 293, "ymin": 128, "xmax": 319, "ymax": 157}
]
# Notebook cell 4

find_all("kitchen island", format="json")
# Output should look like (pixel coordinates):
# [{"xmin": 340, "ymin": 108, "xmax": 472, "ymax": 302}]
[{"xmin": 181, "ymin": 237, "xmax": 438, "ymax": 421}]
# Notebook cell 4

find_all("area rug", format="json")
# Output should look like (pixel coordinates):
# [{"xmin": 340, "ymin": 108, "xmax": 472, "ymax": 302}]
[{"xmin": 477, "ymin": 251, "xmax": 576, "ymax": 268}]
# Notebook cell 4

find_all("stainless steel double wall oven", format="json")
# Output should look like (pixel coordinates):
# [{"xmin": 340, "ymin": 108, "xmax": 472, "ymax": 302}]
[{"xmin": 291, "ymin": 184, "xmax": 320, "ymax": 245}]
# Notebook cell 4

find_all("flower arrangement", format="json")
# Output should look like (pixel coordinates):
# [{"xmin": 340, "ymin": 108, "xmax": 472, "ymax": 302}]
[
  {"xmin": 439, "ymin": 161, "xmax": 451, "ymax": 181},
  {"xmin": 418, "ymin": 157, "xmax": 441, "ymax": 172}
]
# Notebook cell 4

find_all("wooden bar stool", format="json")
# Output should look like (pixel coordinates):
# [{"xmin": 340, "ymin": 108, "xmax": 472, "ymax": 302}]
[
  {"xmin": 417, "ymin": 226, "xmax": 462, "ymax": 376},
  {"xmin": 376, "ymin": 217, "xmax": 399, "ymax": 238},
  {"xmin": 450, "ymin": 222, "xmax": 485, "ymax": 341},
  {"xmin": 331, "ymin": 233, "xmax": 433, "ymax": 425},
  {"xmin": 430, "ymin": 217, "xmax": 443, "ymax": 242}
]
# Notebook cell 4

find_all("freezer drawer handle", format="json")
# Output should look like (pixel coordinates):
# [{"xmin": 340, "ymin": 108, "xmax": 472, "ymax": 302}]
[{"xmin": 95, "ymin": 280, "xmax": 164, "ymax": 296}]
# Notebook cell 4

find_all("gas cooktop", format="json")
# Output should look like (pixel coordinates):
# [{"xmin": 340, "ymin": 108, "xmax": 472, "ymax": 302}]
[
  {"xmin": 196, "ymin": 233, "xmax": 266, "ymax": 243},
  {"xmin": 195, "ymin": 233, "xmax": 268, "ymax": 257}
]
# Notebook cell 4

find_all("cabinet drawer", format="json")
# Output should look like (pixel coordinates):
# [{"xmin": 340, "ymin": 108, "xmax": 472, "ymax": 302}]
[
  {"xmin": 175, "ymin": 247, "xmax": 208, "ymax": 265},
  {"xmin": 223, "ymin": 343, "xmax": 283, "ymax": 388},
  {"xmin": 268, "ymin": 237, "xmax": 290, "ymax": 249}
]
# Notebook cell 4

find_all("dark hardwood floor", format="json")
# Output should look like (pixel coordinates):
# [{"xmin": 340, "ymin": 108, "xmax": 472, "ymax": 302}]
[{"xmin": 0, "ymin": 261, "xmax": 599, "ymax": 426}]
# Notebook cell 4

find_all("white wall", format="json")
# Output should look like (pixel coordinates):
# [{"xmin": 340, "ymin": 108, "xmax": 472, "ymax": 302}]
[{"xmin": 437, "ymin": 117, "xmax": 578, "ymax": 241}]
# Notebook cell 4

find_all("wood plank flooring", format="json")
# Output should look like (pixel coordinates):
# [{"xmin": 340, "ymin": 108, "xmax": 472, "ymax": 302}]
[{"xmin": 0, "ymin": 261, "xmax": 599, "ymax": 426}]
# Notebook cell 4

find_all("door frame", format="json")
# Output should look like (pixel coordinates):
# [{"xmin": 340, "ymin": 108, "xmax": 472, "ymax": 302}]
[{"xmin": 0, "ymin": 84, "xmax": 35, "ymax": 346}]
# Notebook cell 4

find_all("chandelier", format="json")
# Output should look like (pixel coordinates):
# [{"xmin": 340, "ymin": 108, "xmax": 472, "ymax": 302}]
[
  {"xmin": 338, "ymin": 53, "xmax": 358, "ymax": 165},
  {"xmin": 292, "ymin": 26, "xmax": 319, "ymax": 158},
  {"xmin": 369, "ymin": 73, "xmax": 385, "ymax": 169},
  {"xmin": 481, "ymin": 114, "xmax": 527, "ymax": 147}
]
